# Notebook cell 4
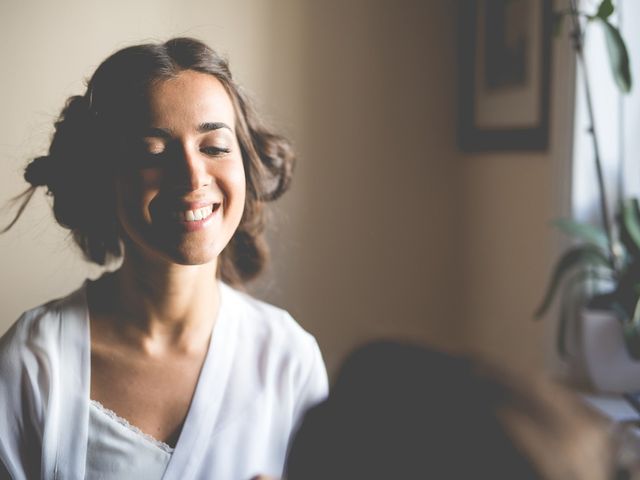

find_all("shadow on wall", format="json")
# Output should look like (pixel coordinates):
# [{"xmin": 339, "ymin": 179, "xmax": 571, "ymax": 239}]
[{"xmin": 258, "ymin": 0, "xmax": 464, "ymax": 376}]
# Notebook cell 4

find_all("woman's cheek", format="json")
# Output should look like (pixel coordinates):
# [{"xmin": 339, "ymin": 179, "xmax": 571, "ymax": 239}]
[
  {"xmin": 115, "ymin": 174, "xmax": 158, "ymax": 226},
  {"xmin": 221, "ymin": 158, "xmax": 246, "ymax": 209},
  {"xmin": 139, "ymin": 168, "xmax": 164, "ymax": 189}
]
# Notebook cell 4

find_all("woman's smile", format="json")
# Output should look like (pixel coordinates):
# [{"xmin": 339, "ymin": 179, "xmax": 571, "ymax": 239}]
[
  {"xmin": 167, "ymin": 202, "xmax": 221, "ymax": 232},
  {"xmin": 173, "ymin": 204, "xmax": 215, "ymax": 223}
]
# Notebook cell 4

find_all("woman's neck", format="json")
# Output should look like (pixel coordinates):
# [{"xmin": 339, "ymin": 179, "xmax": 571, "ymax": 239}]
[{"xmin": 91, "ymin": 251, "xmax": 220, "ymax": 355}]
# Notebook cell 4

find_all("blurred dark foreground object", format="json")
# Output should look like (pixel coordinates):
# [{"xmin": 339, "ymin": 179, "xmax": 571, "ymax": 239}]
[{"xmin": 286, "ymin": 341, "xmax": 619, "ymax": 480}]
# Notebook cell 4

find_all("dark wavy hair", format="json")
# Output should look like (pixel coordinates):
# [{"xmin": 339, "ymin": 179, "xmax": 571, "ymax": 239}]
[{"xmin": 3, "ymin": 37, "xmax": 295, "ymax": 286}]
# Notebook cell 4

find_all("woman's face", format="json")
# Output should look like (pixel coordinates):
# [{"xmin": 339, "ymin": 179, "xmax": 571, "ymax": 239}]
[{"xmin": 114, "ymin": 70, "xmax": 246, "ymax": 266}]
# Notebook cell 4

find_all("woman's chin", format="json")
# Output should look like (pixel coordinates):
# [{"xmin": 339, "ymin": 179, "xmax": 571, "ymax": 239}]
[
  {"xmin": 159, "ymin": 245, "xmax": 219, "ymax": 266},
  {"xmin": 123, "ymin": 237, "xmax": 220, "ymax": 268}
]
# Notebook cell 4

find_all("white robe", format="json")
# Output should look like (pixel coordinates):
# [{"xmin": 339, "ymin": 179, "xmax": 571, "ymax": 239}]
[{"xmin": 0, "ymin": 281, "xmax": 328, "ymax": 480}]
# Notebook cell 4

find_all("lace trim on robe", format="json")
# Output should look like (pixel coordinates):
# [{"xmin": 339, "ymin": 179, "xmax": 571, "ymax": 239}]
[{"xmin": 90, "ymin": 399, "xmax": 175, "ymax": 454}]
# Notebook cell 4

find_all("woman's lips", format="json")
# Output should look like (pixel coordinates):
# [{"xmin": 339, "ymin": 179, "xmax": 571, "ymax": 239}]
[
  {"xmin": 166, "ymin": 203, "xmax": 221, "ymax": 232},
  {"xmin": 173, "ymin": 204, "xmax": 214, "ymax": 222}
]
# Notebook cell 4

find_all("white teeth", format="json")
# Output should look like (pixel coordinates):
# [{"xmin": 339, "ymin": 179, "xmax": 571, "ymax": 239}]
[{"xmin": 176, "ymin": 205, "xmax": 215, "ymax": 222}]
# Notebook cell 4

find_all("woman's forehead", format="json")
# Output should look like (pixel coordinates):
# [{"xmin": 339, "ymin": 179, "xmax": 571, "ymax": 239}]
[{"xmin": 144, "ymin": 70, "xmax": 236, "ymax": 132}]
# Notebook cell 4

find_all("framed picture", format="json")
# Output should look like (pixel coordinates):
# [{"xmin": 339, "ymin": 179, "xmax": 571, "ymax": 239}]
[{"xmin": 458, "ymin": 0, "xmax": 552, "ymax": 152}]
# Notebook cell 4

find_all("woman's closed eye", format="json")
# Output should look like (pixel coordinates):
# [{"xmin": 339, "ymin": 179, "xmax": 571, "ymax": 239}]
[
  {"xmin": 134, "ymin": 137, "xmax": 166, "ymax": 155},
  {"xmin": 131, "ymin": 143, "xmax": 231, "ymax": 168},
  {"xmin": 135, "ymin": 146, "xmax": 167, "ymax": 168},
  {"xmin": 123, "ymin": 139, "xmax": 167, "ymax": 167},
  {"xmin": 201, "ymin": 145, "xmax": 231, "ymax": 156}
]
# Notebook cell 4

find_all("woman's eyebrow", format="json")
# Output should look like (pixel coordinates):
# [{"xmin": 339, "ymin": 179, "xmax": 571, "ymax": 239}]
[
  {"xmin": 142, "ymin": 122, "xmax": 232, "ymax": 138},
  {"xmin": 198, "ymin": 122, "xmax": 232, "ymax": 133},
  {"xmin": 143, "ymin": 127, "xmax": 173, "ymax": 138}
]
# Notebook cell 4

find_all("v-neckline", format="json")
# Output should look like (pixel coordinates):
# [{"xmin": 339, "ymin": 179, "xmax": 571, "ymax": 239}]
[{"xmin": 81, "ymin": 280, "xmax": 238, "ymax": 479}]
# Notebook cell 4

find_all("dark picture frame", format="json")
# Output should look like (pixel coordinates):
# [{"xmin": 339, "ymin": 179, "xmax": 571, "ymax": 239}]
[{"xmin": 458, "ymin": 0, "xmax": 552, "ymax": 152}]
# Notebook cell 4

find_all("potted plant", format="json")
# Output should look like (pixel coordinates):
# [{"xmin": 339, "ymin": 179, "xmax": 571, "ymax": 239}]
[{"xmin": 535, "ymin": 0, "xmax": 638, "ymax": 393}]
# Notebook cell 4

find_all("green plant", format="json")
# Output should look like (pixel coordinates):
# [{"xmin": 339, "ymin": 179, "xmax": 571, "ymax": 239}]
[
  {"xmin": 536, "ymin": 202, "xmax": 640, "ymax": 358},
  {"xmin": 535, "ymin": 0, "xmax": 640, "ymax": 357}
]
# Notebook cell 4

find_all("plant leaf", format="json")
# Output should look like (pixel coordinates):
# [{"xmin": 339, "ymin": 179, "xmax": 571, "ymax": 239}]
[
  {"xmin": 535, "ymin": 245, "xmax": 611, "ymax": 319},
  {"xmin": 631, "ymin": 294, "xmax": 640, "ymax": 326},
  {"xmin": 620, "ymin": 198, "xmax": 640, "ymax": 256},
  {"xmin": 621, "ymin": 292, "xmax": 640, "ymax": 359},
  {"xmin": 557, "ymin": 276, "xmax": 575, "ymax": 357},
  {"xmin": 552, "ymin": 218, "xmax": 609, "ymax": 250},
  {"xmin": 599, "ymin": 19, "xmax": 632, "ymax": 93},
  {"xmin": 623, "ymin": 322, "xmax": 640, "ymax": 360},
  {"xmin": 595, "ymin": 0, "xmax": 614, "ymax": 20},
  {"xmin": 556, "ymin": 269, "xmax": 612, "ymax": 357}
]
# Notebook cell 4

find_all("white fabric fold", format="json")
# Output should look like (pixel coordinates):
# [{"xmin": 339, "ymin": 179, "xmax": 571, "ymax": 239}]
[{"xmin": 0, "ymin": 281, "xmax": 328, "ymax": 480}]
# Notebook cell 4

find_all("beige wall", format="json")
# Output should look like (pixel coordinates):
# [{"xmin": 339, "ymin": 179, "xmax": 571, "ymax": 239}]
[
  {"xmin": 257, "ymin": 0, "xmax": 464, "ymax": 375},
  {"xmin": 458, "ymin": 8, "xmax": 576, "ymax": 373},
  {"xmin": 257, "ymin": 0, "xmax": 576, "ymax": 375},
  {"xmin": 0, "ymin": 1, "xmax": 574, "ymax": 377}
]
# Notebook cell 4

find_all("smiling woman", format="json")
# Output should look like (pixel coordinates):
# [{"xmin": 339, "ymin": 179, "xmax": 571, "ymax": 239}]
[
  {"xmin": 0, "ymin": 38, "xmax": 328, "ymax": 480},
  {"xmin": 115, "ymin": 70, "xmax": 246, "ymax": 267}
]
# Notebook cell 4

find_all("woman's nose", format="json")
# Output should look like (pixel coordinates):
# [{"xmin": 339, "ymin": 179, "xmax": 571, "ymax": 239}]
[{"xmin": 173, "ymin": 144, "xmax": 210, "ymax": 191}]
